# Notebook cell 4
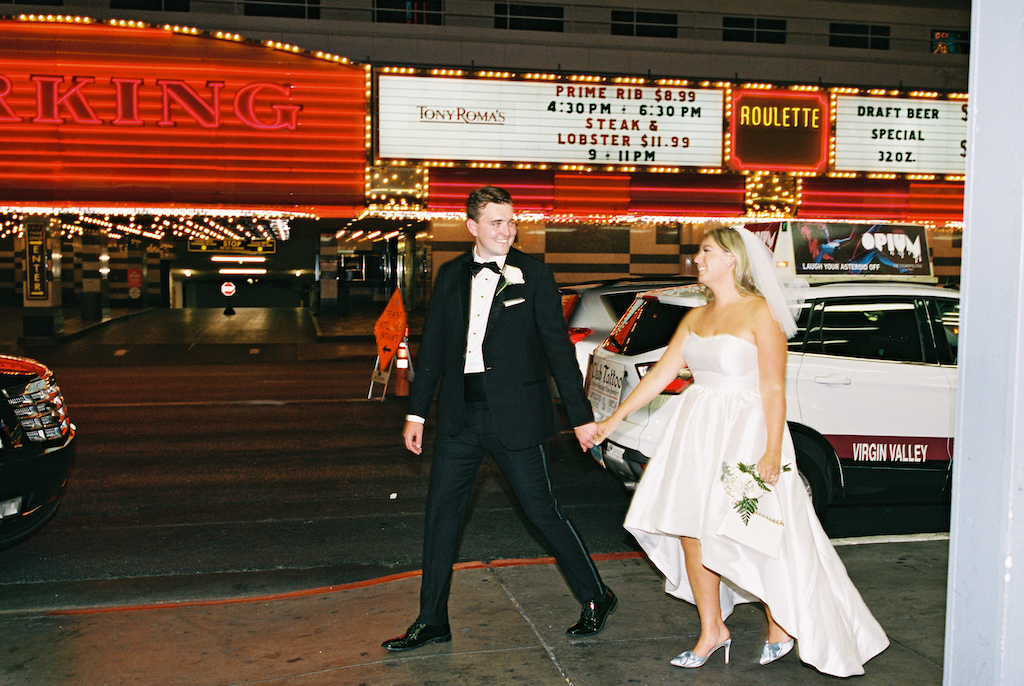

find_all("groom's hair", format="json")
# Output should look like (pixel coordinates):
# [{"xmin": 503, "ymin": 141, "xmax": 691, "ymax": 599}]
[{"xmin": 467, "ymin": 185, "xmax": 513, "ymax": 221}]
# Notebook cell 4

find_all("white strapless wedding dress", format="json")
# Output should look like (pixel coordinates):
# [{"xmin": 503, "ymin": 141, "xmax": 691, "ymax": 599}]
[{"xmin": 623, "ymin": 333, "xmax": 889, "ymax": 677}]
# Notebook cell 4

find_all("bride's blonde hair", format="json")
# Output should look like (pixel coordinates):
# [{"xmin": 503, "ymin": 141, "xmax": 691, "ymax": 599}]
[{"xmin": 701, "ymin": 228, "xmax": 762, "ymax": 300}]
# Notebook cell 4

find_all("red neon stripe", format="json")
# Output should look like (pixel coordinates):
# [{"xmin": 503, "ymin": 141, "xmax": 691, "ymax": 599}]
[
  {"xmin": 906, "ymin": 203, "xmax": 964, "ymax": 210},
  {"xmin": 0, "ymin": 169, "xmax": 363, "ymax": 181},
  {"xmin": 554, "ymin": 195, "xmax": 631, "ymax": 203},
  {"xmin": 0, "ymin": 126, "xmax": 363, "ymax": 139},
  {"xmin": 800, "ymin": 198, "xmax": 908, "ymax": 207},
  {"xmin": 631, "ymin": 190, "xmax": 744, "ymax": 198},
  {"xmin": 2, "ymin": 150, "xmax": 365, "ymax": 165},
  {"xmin": 801, "ymin": 194, "xmax": 908, "ymax": 202}
]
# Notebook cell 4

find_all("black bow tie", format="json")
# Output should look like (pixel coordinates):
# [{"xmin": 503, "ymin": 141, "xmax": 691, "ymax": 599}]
[{"xmin": 470, "ymin": 261, "xmax": 502, "ymax": 277}]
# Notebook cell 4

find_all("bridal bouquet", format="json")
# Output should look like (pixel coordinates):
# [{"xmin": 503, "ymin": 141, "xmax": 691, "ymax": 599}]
[{"xmin": 721, "ymin": 461, "xmax": 792, "ymax": 525}]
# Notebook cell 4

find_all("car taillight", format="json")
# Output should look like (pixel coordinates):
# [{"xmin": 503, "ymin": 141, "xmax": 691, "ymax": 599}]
[
  {"xmin": 635, "ymin": 363, "xmax": 693, "ymax": 395},
  {"xmin": 561, "ymin": 293, "xmax": 581, "ymax": 321},
  {"xmin": 569, "ymin": 327, "xmax": 593, "ymax": 345}
]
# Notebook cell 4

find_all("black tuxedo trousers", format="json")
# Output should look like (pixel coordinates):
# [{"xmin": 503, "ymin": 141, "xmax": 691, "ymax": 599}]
[
  {"xmin": 416, "ymin": 401, "xmax": 605, "ymax": 626},
  {"xmin": 408, "ymin": 249, "xmax": 604, "ymax": 626}
]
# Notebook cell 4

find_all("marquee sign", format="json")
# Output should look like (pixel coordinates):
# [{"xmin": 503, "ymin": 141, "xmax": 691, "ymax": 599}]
[
  {"xmin": 376, "ymin": 74, "xmax": 725, "ymax": 168},
  {"xmin": 832, "ymin": 95, "xmax": 968, "ymax": 175},
  {"xmin": 0, "ymin": 19, "xmax": 368, "ymax": 209},
  {"xmin": 729, "ymin": 90, "xmax": 830, "ymax": 173}
]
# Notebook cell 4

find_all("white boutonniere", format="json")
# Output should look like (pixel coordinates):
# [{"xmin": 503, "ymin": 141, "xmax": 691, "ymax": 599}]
[
  {"xmin": 721, "ymin": 461, "xmax": 792, "ymax": 524},
  {"xmin": 496, "ymin": 264, "xmax": 525, "ymax": 296}
]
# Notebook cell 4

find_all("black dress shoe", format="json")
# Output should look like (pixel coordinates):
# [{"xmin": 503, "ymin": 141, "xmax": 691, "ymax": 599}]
[
  {"xmin": 381, "ymin": 622, "xmax": 452, "ymax": 651},
  {"xmin": 566, "ymin": 588, "xmax": 617, "ymax": 635}
]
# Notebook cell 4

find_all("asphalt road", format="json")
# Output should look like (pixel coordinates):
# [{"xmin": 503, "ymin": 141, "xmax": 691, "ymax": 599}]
[
  {"xmin": 0, "ymin": 356, "xmax": 641, "ymax": 609},
  {"xmin": 0, "ymin": 327, "xmax": 949, "ymax": 612}
]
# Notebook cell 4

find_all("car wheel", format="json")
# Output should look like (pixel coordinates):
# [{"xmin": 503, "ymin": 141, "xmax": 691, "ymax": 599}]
[{"xmin": 796, "ymin": 460, "xmax": 828, "ymax": 524}]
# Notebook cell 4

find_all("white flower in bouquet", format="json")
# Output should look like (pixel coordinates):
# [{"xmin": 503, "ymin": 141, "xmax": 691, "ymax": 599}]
[
  {"xmin": 742, "ymin": 477, "xmax": 766, "ymax": 499},
  {"xmin": 720, "ymin": 471, "xmax": 743, "ymax": 498},
  {"xmin": 721, "ymin": 461, "xmax": 792, "ymax": 525}
]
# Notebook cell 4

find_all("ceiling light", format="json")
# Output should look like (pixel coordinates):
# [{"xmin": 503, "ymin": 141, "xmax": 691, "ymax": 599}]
[{"xmin": 210, "ymin": 256, "xmax": 267, "ymax": 263}]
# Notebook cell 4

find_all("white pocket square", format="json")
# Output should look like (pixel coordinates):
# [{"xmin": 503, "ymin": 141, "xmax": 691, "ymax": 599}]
[{"xmin": 503, "ymin": 297, "xmax": 526, "ymax": 307}]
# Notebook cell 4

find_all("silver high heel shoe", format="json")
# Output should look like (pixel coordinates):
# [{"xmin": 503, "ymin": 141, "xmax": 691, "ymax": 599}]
[
  {"xmin": 759, "ymin": 638, "xmax": 795, "ymax": 665},
  {"xmin": 670, "ymin": 638, "xmax": 732, "ymax": 668}
]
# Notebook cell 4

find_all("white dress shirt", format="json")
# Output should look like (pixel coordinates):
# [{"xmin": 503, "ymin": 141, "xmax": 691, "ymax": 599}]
[
  {"xmin": 464, "ymin": 250, "xmax": 506, "ymax": 374},
  {"xmin": 407, "ymin": 249, "xmax": 506, "ymax": 424}
]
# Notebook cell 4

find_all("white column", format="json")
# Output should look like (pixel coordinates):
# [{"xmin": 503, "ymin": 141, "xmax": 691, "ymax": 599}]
[{"xmin": 944, "ymin": 1, "xmax": 1024, "ymax": 684}]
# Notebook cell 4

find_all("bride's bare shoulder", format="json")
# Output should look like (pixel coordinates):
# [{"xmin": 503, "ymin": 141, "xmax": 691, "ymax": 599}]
[{"xmin": 745, "ymin": 294, "xmax": 771, "ymax": 315}]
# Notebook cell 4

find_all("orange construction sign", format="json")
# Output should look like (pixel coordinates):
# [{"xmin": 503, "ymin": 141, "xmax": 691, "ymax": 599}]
[{"xmin": 374, "ymin": 289, "xmax": 407, "ymax": 371}]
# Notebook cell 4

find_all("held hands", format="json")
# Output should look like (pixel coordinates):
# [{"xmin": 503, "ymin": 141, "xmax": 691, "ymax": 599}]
[
  {"xmin": 595, "ymin": 417, "xmax": 619, "ymax": 443},
  {"xmin": 574, "ymin": 422, "xmax": 601, "ymax": 451},
  {"xmin": 403, "ymin": 420, "xmax": 424, "ymax": 455},
  {"xmin": 573, "ymin": 417, "xmax": 619, "ymax": 452}
]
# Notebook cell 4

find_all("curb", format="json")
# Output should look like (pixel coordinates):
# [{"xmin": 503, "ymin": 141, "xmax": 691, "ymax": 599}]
[{"xmin": 36, "ymin": 538, "xmax": 946, "ymax": 617}]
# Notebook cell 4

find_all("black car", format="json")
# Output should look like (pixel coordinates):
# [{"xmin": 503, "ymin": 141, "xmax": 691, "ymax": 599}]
[{"xmin": 0, "ymin": 354, "xmax": 75, "ymax": 549}]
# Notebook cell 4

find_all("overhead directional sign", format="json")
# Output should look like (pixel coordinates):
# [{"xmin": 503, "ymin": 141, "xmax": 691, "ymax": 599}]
[
  {"xmin": 25, "ymin": 221, "xmax": 48, "ymax": 300},
  {"xmin": 188, "ymin": 239, "xmax": 276, "ymax": 254}
]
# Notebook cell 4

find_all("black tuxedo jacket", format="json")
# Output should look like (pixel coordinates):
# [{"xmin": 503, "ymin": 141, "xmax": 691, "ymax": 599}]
[{"xmin": 407, "ymin": 248, "xmax": 594, "ymax": 451}]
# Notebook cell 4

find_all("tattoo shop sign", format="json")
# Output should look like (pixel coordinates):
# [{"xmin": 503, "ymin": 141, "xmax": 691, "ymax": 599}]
[
  {"xmin": 586, "ymin": 356, "xmax": 625, "ymax": 421},
  {"xmin": 376, "ymin": 75, "xmax": 724, "ymax": 168}
]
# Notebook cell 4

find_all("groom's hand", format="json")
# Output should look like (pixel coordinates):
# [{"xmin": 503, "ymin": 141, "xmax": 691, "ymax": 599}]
[
  {"xmin": 403, "ymin": 420, "xmax": 424, "ymax": 455},
  {"xmin": 574, "ymin": 422, "xmax": 600, "ymax": 451}
]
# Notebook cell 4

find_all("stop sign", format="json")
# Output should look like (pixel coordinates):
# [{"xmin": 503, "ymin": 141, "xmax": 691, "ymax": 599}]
[{"xmin": 221, "ymin": 281, "xmax": 236, "ymax": 297}]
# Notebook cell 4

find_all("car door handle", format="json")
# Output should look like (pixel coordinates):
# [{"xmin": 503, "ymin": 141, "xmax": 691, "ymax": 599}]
[{"xmin": 814, "ymin": 375, "xmax": 852, "ymax": 385}]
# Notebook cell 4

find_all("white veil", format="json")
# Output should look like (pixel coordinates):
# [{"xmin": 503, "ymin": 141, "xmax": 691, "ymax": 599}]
[{"xmin": 733, "ymin": 226, "xmax": 807, "ymax": 340}]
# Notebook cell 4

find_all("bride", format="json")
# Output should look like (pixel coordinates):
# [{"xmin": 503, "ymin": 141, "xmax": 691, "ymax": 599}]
[{"xmin": 595, "ymin": 227, "xmax": 889, "ymax": 677}]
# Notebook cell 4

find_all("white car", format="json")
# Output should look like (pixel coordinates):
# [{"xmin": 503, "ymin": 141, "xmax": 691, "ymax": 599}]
[
  {"xmin": 587, "ymin": 281, "xmax": 960, "ymax": 521},
  {"xmin": 560, "ymin": 276, "xmax": 695, "ymax": 377}
]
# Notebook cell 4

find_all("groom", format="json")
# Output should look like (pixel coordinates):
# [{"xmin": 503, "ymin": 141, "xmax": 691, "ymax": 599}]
[{"xmin": 382, "ymin": 185, "xmax": 615, "ymax": 651}]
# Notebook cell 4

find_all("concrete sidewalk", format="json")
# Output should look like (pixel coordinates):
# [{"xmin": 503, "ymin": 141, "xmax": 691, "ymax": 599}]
[
  {"xmin": 0, "ymin": 306, "xmax": 157, "ymax": 348},
  {"xmin": 312, "ymin": 306, "xmax": 425, "ymax": 342},
  {"xmin": 0, "ymin": 537, "xmax": 946, "ymax": 686}
]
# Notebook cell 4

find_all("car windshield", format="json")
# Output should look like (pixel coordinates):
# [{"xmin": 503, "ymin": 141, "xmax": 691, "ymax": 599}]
[
  {"xmin": 602, "ymin": 296, "xmax": 690, "ymax": 356},
  {"xmin": 603, "ymin": 291, "xmax": 648, "ymax": 320}
]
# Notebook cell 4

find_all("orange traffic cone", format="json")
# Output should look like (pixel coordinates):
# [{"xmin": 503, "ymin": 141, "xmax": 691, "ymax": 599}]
[{"xmin": 394, "ymin": 339, "xmax": 410, "ymax": 397}]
